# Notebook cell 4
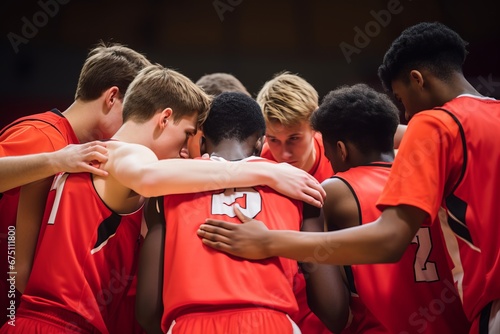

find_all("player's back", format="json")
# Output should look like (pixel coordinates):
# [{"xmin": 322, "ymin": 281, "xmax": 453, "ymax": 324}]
[
  {"xmin": 20, "ymin": 171, "xmax": 143, "ymax": 333},
  {"xmin": 336, "ymin": 163, "xmax": 470, "ymax": 333},
  {"xmin": 160, "ymin": 159, "xmax": 303, "ymax": 331},
  {"xmin": 0, "ymin": 109, "xmax": 78, "ymax": 326}
]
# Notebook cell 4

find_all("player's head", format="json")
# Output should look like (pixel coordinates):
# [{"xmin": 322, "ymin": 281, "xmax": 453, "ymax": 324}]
[
  {"xmin": 123, "ymin": 64, "xmax": 211, "ymax": 159},
  {"xmin": 202, "ymin": 92, "xmax": 265, "ymax": 157},
  {"xmin": 184, "ymin": 73, "xmax": 251, "ymax": 159},
  {"xmin": 311, "ymin": 84, "xmax": 400, "ymax": 172},
  {"xmin": 196, "ymin": 73, "xmax": 251, "ymax": 97},
  {"xmin": 75, "ymin": 42, "xmax": 151, "ymax": 102},
  {"xmin": 256, "ymin": 72, "xmax": 318, "ymax": 170},
  {"xmin": 378, "ymin": 22, "xmax": 468, "ymax": 119}
]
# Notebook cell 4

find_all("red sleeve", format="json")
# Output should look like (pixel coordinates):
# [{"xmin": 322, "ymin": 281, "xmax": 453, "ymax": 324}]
[
  {"xmin": 0, "ymin": 123, "xmax": 66, "ymax": 157},
  {"xmin": 376, "ymin": 110, "xmax": 463, "ymax": 224}
]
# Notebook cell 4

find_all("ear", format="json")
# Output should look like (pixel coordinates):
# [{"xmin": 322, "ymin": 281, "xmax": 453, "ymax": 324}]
[
  {"xmin": 158, "ymin": 108, "xmax": 173, "ymax": 129},
  {"xmin": 103, "ymin": 86, "xmax": 120, "ymax": 112},
  {"xmin": 336, "ymin": 141, "xmax": 348, "ymax": 162},
  {"xmin": 410, "ymin": 70, "xmax": 425, "ymax": 89}
]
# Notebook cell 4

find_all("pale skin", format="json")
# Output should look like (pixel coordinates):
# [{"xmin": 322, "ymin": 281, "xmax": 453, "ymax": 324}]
[
  {"xmin": 197, "ymin": 69, "xmax": 477, "ymax": 269},
  {"xmin": 0, "ymin": 141, "xmax": 108, "ymax": 193}
]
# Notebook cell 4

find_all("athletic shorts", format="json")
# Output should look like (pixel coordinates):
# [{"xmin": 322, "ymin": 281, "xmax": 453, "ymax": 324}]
[
  {"xmin": 0, "ymin": 305, "xmax": 100, "ymax": 334},
  {"xmin": 470, "ymin": 299, "xmax": 500, "ymax": 334},
  {"xmin": 166, "ymin": 308, "xmax": 301, "ymax": 334}
]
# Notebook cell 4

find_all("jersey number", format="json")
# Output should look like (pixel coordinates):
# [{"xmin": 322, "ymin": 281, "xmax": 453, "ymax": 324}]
[
  {"xmin": 211, "ymin": 187, "xmax": 262, "ymax": 219},
  {"xmin": 411, "ymin": 228, "xmax": 439, "ymax": 282}
]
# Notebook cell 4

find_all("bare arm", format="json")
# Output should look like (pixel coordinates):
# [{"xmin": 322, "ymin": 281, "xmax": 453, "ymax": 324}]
[
  {"xmin": 0, "ymin": 141, "xmax": 108, "ymax": 192},
  {"xmin": 198, "ymin": 205, "xmax": 425, "ymax": 265},
  {"xmin": 136, "ymin": 198, "xmax": 165, "ymax": 334},
  {"xmin": 109, "ymin": 143, "xmax": 326, "ymax": 207},
  {"xmin": 300, "ymin": 205, "xmax": 349, "ymax": 333}
]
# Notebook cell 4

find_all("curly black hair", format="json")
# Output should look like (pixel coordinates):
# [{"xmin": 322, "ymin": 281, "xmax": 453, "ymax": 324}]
[
  {"xmin": 378, "ymin": 22, "xmax": 468, "ymax": 92},
  {"xmin": 203, "ymin": 92, "xmax": 265, "ymax": 145},
  {"xmin": 311, "ymin": 84, "xmax": 400, "ymax": 154}
]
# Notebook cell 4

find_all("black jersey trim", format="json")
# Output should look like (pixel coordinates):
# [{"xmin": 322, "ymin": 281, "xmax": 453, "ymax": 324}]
[
  {"xmin": 330, "ymin": 176, "xmax": 362, "ymax": 226},
  {"xmin": 433, "ymin": 107, "xmax": 467, "ymax": 193}
]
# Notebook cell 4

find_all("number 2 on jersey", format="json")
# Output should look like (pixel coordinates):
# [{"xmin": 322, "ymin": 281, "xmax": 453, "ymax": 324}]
[
  {"xmin": 411, "ymin": 227, "xmax": 439, "ymax": 282},
  {"xmin": 211, "ymin": 187, "xmax": 262, "ymax": 219}
]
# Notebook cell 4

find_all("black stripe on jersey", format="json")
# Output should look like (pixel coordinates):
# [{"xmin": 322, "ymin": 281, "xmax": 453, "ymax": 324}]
[
  {"xmin": 92, "ymin": 212, "xmax": 121, "ymax": 253},
  {"xmin": 479, "ymin": 301, "xmax": 492, "ymax": 333},
  {"xmin": 433, "ymin": 107, "xmax": 468, "ymax": 193},
  {"xmin": 331, "ymin": 176, "xmax": 362, "ymax": 226},
  {"xmin": 446, "ymin": 193, "xmax": 473, "ymax": 245},
  {"xmin": 0, "ymin": 109, "xmax": 64, "ymax": 137}
]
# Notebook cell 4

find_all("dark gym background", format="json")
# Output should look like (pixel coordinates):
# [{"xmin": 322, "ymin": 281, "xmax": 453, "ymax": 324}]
[{"xmin": 1, "ymin": 0, "xmax": 499, "ymax": 127}]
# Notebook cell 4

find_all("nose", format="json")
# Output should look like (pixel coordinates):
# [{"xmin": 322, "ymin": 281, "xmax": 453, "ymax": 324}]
[{"xmin": 281, "ymin": 148, "xmax": 293, "ymax": 161}]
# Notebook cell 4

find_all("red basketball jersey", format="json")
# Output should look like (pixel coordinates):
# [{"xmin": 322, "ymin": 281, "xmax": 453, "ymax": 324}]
[
  {"xmin": 261, "ymin": 133, "xmax": 333, "ymax": 333},
  {"xmin": 337, "ymin": 163, "xmax": 470, "ymax": 333},
  {"xmin": 0, "ymin": 109, "xmax": 78, "ymax": 325},
  {"xmin": 378, "ymin": 95, "xmax": 500, "ymax": 323},
  {"xmin": 20, "ymin": 172, "xmax": 143, "ymax": 334},
  {"xmin": 160, "ymin": 158, "xmax": 303, "ymax": 332}
]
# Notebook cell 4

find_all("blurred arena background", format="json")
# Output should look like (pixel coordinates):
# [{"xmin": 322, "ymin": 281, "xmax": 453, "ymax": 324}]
[{"xmin": 1, "ymin": 0, "xmax": 499, "ymax": 127}]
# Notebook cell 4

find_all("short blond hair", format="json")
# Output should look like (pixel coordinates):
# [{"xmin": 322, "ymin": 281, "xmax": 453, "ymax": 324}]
[
  {"xmin": 123, "ymin": 64, "xmax": 211, "ymax": 127},
  {"xmin": 256, "ymin": 72, "xmax": 318, "ymax": 127}
]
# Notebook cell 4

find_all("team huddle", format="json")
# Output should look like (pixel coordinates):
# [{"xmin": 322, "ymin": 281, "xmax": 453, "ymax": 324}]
[{"xmin": 0, "ymin": 22, "xmax": 499, "ymax": 334}]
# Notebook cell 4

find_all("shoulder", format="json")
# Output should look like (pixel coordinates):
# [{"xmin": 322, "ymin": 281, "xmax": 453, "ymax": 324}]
[{"xmin": 322, "ymin": 176, "xmax": 360, "ymax": 230}]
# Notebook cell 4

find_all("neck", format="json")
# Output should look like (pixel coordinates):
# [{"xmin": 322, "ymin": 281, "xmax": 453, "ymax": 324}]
[
  {"xmin": 351, "ymin": 149, "xmax": 394, "ymax": 167},
  {"xmin": 206, "ymin": 140, "xmax": 254, "ymax": 161},
  {"xmin": 432, "ymin": 72, "xmax": 483, "ymax": 106},
  {"xmin": 62, "ymin": 100, "xmax": 102, "ymax": 143}
]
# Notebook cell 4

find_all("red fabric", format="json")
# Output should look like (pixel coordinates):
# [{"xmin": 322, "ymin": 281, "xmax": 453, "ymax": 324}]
[
  {"xmin": 21, "ymin": 172, "xmax": 143, "ymax": 334},
  {"xmin": 160, "ymin": 159, "xmax": 303, "ymax": 332},
  {"xmin": 0, "ymin": 110, "xmax": 78, "ymax": 326},
  {"xmin": 339, "ymin": 163, "xmax": 470, "ymax": 333},
  {"xmin": 377, "ymin": 96, "xmax": 500, "ymax": 324}
]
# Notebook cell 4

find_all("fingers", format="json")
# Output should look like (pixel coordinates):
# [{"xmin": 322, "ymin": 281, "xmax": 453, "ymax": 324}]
[
  {"xmin": 197, "ymin": 227, "xmax": 233, "ymax": 245},
  {"xmin": 83, "ymin": 164, "xmax": 109, "ymax": 177},
  {"xmin": 202, "ymin": 219, "xmax": 237, "ymax": 231},
  {"xmin": 200, "ymin": 238, "xmax": 234, "ymax": 254},
  {"xmin": 233, "ymin": 205, "xmax": 251, "ymax": 223}
]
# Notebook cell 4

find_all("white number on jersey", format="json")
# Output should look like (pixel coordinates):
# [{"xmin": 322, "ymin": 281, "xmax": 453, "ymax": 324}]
[
  {"xmin": 411, "ymin": 227, "xmax": 439, "ymax": 282},
  {"xmin": 47, "ymin": 173, "xmax": 69, "ymax": 225},
  {"xmin": 211, "ymin": 187, "xmax": 262, "ymax": 219}
]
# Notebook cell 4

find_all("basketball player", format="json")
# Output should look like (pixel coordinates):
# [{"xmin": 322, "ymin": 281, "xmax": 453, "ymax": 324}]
[
  {"xmin": 0, "ymin": 42, "xmax": 151, "ymax": 326},
  {"xmin": 136, "ymin": 91, "xmax": 348, "ymax": 334},
  {"xmin": 2, "ymin": 65, "xmax": 324, "ymax": 334},
  {"xmin": 308, "ymin": 84, "xmax": 469, "ymax": 333},
  {"xmin": 199, "ymin": 22, "xmax": 500, "ymax": 334},
  {"xmin": 184, "ymin": 72, "xmax": 251, "ymax": 159}
]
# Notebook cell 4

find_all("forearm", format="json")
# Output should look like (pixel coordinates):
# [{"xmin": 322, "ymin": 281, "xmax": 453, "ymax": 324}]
[
  {"xmin": 304, "ymin": 264, "xmax": 349, "ymax": 333},
  {"xmin": 136, "ymin": 159, "xmax": 271, "ymax": 196},
  {"xmin": 0, "ymin": 153, "xmax": 57, "ymax": 192},
  {"xmin": 267, "ymin": 215, "xmax": 413, "ymax": 265}
]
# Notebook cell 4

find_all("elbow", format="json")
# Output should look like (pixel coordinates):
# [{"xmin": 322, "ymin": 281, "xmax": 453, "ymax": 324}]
[
  {"xmin": 135, "ymin": 305, "xmax": 161, "ymax": 334},
  {"xmin": 310, "ymin": 307, "xmax": 348, "ymax": 334}
]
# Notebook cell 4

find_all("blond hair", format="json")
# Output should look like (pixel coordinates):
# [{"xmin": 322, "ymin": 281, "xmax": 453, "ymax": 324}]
[
  {"xmin": 123, "ymin": 64, "xmax": 211, "ymax": 127},
  {"xmin": 75, "ymin": 42, "xmax": 151, "ymax": 101},
  {"xmin": 256, "ymin": 72, "xmax": 318, "ymax": 127}
]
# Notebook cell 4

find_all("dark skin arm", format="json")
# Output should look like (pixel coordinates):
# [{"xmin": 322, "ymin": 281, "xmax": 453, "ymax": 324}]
[
  {"xmin": 197, "ymin": 204, "xmax": 426, "ymax": 265},
  {"xmin": 136, "ymin": 198, "xmax": 165, "ymax": 334},
  {"xmin": 300, "ymin": 203, "xmax": 349, "ymax": 333}
]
